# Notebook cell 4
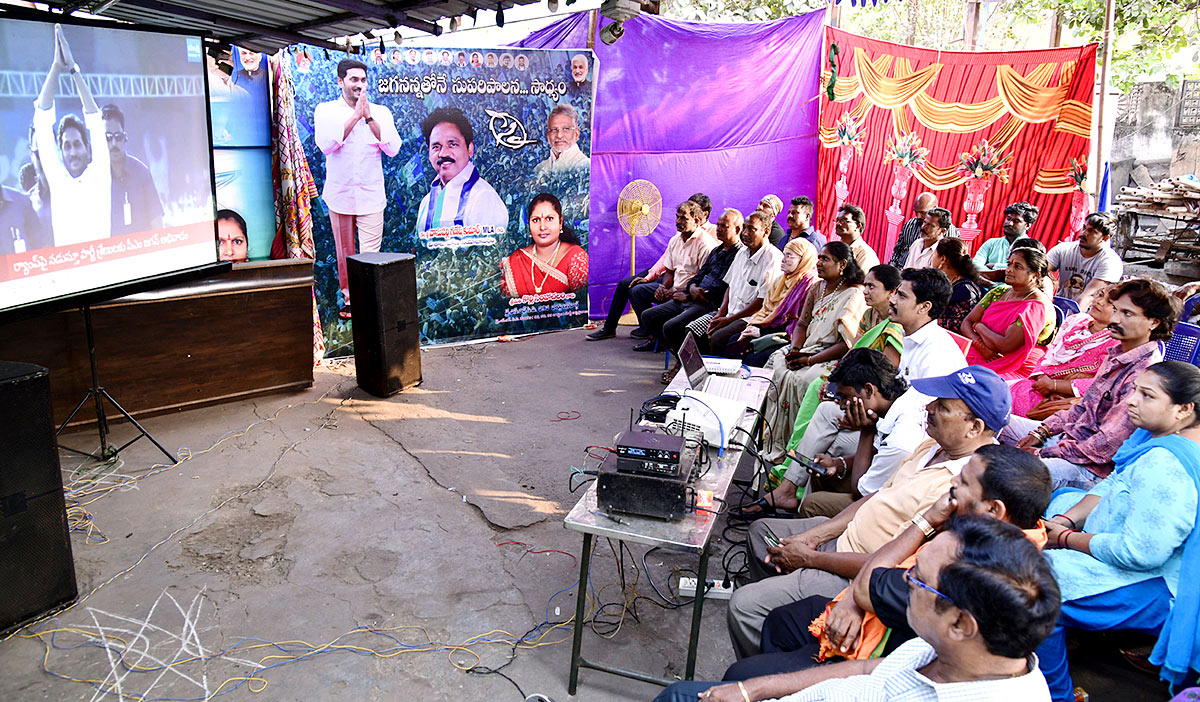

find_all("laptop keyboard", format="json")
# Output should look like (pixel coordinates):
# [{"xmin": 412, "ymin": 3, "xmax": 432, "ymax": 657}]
[{"xmin": 705, "ymin": 376, "xmax": 745, "ymax": 401}]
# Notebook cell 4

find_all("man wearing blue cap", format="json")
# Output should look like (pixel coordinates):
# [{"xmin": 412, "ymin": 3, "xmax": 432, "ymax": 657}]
[{"xmin": 728, "ymin": 365, "xmax": 1012, "ymax": 660}]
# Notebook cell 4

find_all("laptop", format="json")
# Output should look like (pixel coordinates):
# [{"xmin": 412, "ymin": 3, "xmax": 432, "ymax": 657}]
[{"xmin": 677, "ymin": 333, "xmax": 748, "ymax": 402}]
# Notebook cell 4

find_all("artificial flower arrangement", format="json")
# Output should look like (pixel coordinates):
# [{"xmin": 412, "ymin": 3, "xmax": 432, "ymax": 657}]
[
  {"xmin": 956, "ymin": 138, "xmax": 1011, "ymax": 183},
  {"xmin": 1069, "ymin": 156, "xmax": 1088, "ymax": 191},
  {"xmin": 835, "ymin": 113, "xmax": 867, "ymax": 156},
  {"xmin": 883, "ymin": 132, "xmax": 930, "ymax": 171}
]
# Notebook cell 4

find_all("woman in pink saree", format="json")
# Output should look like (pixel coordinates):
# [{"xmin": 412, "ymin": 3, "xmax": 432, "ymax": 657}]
[{"xmin": 961, "ymin": 246, "xmax": 1051, "ymax": 380}]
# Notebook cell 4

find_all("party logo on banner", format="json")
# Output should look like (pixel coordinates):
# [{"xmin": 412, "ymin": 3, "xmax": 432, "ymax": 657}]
[{"xmin": 289, "ymin": 46, "xmax": 594, "ymax": 351}]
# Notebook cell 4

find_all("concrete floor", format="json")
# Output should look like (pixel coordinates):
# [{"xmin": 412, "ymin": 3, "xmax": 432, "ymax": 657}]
[
  {"xmin": 0, "ymin": 327, "xmax": 741, "ymax": 702},
  {"xmin": 0, "ymin": 326, "xmax": 1171, "ymax": 701}
]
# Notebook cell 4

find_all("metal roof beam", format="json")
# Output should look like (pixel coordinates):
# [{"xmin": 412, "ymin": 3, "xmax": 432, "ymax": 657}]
[
  {"xmin": 312, "ymin": 0, "xmax": 442, "ymax": 35},
  {"xmin": 114, "ymin": 0, "xmax": 342, "ymax": 49}
]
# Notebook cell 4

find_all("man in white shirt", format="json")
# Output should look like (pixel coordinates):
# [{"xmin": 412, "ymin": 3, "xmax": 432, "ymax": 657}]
[
  {"xmin": 588, "ymin": 199, "xmax": 717, "ymax": 343},
  {"xmin": 415, "ymin": 106, "xmax": 508, "ymax": 239},
  {"xmin": 703, "ymin": 210, "xmax": 783, "ymax": 351},
  {"xmin": 315, "ymin": 59, "xmax": 402, "ymax": 319},
  {"xmin": 836, "ymin": 204, "xmax": 880, "ymax": 272},
  {"xmin": 902, "ymin": 207, "xmax": 951, "ymax": 271},
  {"xmin": 1047, "ymin": 212, "xmax": 1123, "ymax": 308},
  {"xmin": 33, "ymin": 24, "xmax": 111, "ymax": 247},
  {"xmin": 683, "ymin": 515, "xmax": 1056, "ymax": 702},
  {"xmin": 534, "ymin": 104, "xmax": 589, "ymax": 174},
  {"xmin": 891, "ymin": 268, "xmax": 969, "ymax": 382}
]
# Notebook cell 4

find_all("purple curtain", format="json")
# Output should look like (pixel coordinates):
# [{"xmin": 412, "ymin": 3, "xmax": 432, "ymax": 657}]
[{"xmin": 513, "ymin": 11, "xmax": 825, "ymax": 317}]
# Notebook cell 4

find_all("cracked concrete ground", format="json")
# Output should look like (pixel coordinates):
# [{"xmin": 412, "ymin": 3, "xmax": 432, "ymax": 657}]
[{"xmin": 0, "ymin": 327, "xmax": 744, "ymax": 702}]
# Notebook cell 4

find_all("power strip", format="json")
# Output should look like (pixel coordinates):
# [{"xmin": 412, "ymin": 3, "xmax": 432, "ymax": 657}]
[{"xmin": 678, "ymin": 577, "xmax": 735, "ymax": 600}]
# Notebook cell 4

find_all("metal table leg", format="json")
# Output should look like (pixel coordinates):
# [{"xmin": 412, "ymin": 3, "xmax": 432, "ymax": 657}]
[
  {"xmin": 567, "ymin": 532, "xmax": 593, "ymax": 695},
  {"xmin": 684, "ymin": 543, "xmax": 711, "ymax": 679}
]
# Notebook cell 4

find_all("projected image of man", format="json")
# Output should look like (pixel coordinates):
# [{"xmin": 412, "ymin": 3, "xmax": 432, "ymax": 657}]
[
  {"xmin": 103, "ymin": 104, "xmax": 163, "ymax": 235},
  {"xmin": 0, "ymin": 185, "xmax": 49, "ymax": 255},
  {"xmin": 535, "ymin": 104, "xmax": 589, "ymax": 175},
  {"xmin": 314, "ymin": 59, "xmax": 402, "ymax": 320},
  {"xmin": 415, "ymin": 107, "xmax": 508, "ymax": 237},
  {"xmin": 33, "ymin": 24, "xmax": 111, "ymax": 245}
]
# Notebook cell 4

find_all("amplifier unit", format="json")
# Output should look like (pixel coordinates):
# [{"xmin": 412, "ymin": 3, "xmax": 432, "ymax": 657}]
[
  {"xmin": 614, "ymin": 430, "xmax": 685, "ymax": 477},
  {"xmin": 596, "ymin": 449, "xmax": 695, "ymax": 521}
]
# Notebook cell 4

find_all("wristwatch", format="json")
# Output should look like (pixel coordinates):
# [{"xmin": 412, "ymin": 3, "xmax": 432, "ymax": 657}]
[
  {"xmin": 70, "ymin": 63, "xmax": 80, "ymax": 75},
  {"xmin": 364, "ymin": 116, "xmax": 375, "ymax": 124},
  {"xmin": 911, "ymin": 514, "xmax": 937, "ymax": 540}
]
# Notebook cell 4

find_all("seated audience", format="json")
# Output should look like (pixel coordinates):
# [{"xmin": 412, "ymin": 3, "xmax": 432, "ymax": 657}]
[
  {"xmin": 1005, "ymin": 278, "xmax": 1176, "ymax": 490},
  {"xmin": 643, "ymin": 208, "xmax": 743, "ymax": 382},
  {"xmin": 901, "ymin": 207, "xmax": 951, "ymax": 270},
  {"xmin": 761, "ymin": 242, "xmax": 865, "ymax": 461},
  {"xmin": 782, "ymin": 196, "xmax": 825, "ymax": 252},
  {"xmin": 689, "ymin": 445, "xmax": 1050, "ymax": 689},
  {"xmin": 973, "ymin": 200, "xmax": 1039, "ymax": 275},
  {"xmin": 961, "ymin": 246, "xmax": 1051, "ymax": 379},
  {"xmin": 728, "ymin": 238, "xmax": 818, "ymax": 362},
  {"xmin": 587, "ymin": 198, "xmax": 716, "ymax": 342},
  {"xmin": 667, "ymin": 515, "xmax": 1060, "ymax": 702},
  {"xmin": 728, "ymin": 365, "xmax": 1010, "ymax": 659},
  {"xmin": 834, "ymin": 203, "xmax": 880, "ymax": 272},
  {"xmin": 1047, "ymin": 212, "xmax": 1122, "ymax": 309},
  {"xmin": 1010, "ymin": 286, "xmax": 1120, "ymax": 419},
  {"xmin": 932, "ymin": 237, "xmax": 987, "ymax": 333},
  {"xmin": 1038, "ymin": 361, "xmax": 1200, "ymax": 701},
  {"xmin": 888, "ymin": 192, "xmax": 937, "ymax": 267},
  {"xmin": 744, "ymin": 266, "xmax": 906, "ymax": 509},
  {"xmin": 790, "ymin": 349, "xmax": 930, "ymax": 519},
  {"xmin": 701, "ymin": 211, "xmax": 784, "ymax": 354}
]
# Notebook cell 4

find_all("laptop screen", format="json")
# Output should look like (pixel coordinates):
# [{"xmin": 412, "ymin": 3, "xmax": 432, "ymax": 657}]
[{"xmin": 678, "ymin": 334, "xmax": 708, "ymax": 390}]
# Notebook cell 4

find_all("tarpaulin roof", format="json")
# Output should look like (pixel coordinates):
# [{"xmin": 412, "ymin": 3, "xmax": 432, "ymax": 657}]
[{"xmin": 3, "ymin": 0, "xmax": 545, "ymax": 53}]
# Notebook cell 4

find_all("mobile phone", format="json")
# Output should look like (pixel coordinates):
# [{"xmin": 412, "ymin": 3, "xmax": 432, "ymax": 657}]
[
  {"xmin": 763, "ymin": 525, "xmax": 781, "ymax": 548},
  {"xmin": 787, "ymin": 450, "xmax": 824, "ymax": 476}
]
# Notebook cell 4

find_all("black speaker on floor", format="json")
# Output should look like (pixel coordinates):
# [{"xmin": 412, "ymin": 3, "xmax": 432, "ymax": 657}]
[
  {"xmin": 0, "ymin": 362, "xmax": 77, "ymax": 635},
  {"xmin": 348, "ymin": 252, "xmax": 422, "ymax": 397}
]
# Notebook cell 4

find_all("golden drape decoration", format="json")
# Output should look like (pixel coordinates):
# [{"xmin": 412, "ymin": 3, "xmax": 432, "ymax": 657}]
[
  {"xmin": 1033, "ymin": 168, "xmax": 1077, "ymax": 195},
  {"xmin": 995, "ymin": 65, "xmax": 1071, "ymax": 123},
  {"xmin": 853, "ymin": 48, "xmax": 940, "ymax": 109},
  {"xmin": 1056, "ymin": 101, "xmax": 1093, "ymax": 138},
  {"xmin": 820, "ymin": 49, "xmax": 1093, "ymax": 186}
]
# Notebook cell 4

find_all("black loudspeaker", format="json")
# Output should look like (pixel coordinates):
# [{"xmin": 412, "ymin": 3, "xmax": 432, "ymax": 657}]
[
  {"xmin": 0, "ymin": 362, "xmax": 77, "ymax": 635},
  {"xmin": 348, "ymin": 252, "xmax": 422, "ymax": 397}
]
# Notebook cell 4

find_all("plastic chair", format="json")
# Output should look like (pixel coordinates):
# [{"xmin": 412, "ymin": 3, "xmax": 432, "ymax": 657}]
[
  {"xmin": 1164, "ymin": 322, "xmax": 1200, "ymax": 365},
  {"xmin": 947, "ymin": 330, "xmax": 972, "ymax": 357},
  {"xmin": 1053, "ymin": 296, "xmax": 1082, "ymax": 316},
  {"xmin": 1183, "ymin": 293, "xmax": 1200, "ymax": 321}
]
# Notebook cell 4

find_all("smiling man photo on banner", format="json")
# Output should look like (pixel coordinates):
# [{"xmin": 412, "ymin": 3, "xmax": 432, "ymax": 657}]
[
  {"xmin": 315, "ymin": 58, "xmax": 402, "ymax": 321},
  {"xmin": 535, "ymin": 104, "xmax": 589, "ymax": 175},
  {"xmin": 415, "ymin": 106, "xmax": 509, "ymax": 241}
]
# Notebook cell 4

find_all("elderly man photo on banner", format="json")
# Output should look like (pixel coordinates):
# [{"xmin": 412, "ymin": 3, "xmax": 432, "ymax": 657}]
[{"xmin": 314, "ymin": 58, "xmax": 402, "ymax": 321}]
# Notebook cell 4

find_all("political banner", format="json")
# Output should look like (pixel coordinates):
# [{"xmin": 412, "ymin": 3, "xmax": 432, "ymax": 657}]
[{"xmin": 288, "ymin": 45, "xmax": 594, "ymax": 352}]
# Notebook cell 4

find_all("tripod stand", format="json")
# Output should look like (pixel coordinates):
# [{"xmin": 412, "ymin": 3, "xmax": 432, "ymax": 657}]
[{"xmin": 55, "ymin": 306, "xmax": 174, "ymax": 462}]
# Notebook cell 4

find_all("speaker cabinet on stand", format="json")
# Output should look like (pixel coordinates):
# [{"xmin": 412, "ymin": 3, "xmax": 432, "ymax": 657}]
[
  {"xmin": 0, "ymin": 362, "xmax": 77, "ymax": 635},
  {"xmin": 347, "ymin": 253, "xmax": 422, "ymax": 397}
]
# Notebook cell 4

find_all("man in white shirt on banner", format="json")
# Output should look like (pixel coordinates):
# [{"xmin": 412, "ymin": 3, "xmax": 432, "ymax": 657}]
[
  {"xmin": 314, "ymin": 59, "xmax": 402, "ymax": 320},
  {"xmin": 1047, "ymin": 211, "xmax": 1123, "ymax": 309},
  {"xmin": 33, "ymin": 23, "xmax": 111, "ymax": 246},
  {"xmin": 535, "ymin": 104, "xmax": 589, "ymax": 175},
  {"xmin": 415, "ymin": 106, "xmax": 509, "ymax": 240}
]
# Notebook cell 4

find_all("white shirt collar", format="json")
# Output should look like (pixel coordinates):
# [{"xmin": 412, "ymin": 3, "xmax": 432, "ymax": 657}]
[{"xmin": 432, "ymin": 161, "xmax": 476, "ymax": 191}]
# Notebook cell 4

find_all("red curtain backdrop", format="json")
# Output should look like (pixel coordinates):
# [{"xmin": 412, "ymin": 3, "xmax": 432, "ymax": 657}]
[{"xmin": 816, "ymin": 28, "xmax": 1097, "ymax": 257}]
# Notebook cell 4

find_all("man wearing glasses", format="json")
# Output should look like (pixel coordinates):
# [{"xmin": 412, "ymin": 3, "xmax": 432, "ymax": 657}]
[
  {"xmin": 888, "ymin": 192, "xmax": 938, "ymax": 268},
  {"xmin": 668, "ymin": 516, "xmax": 1058, "ymax": 702},
  {"xmin": 102, "ymin": 104, "xmax": 163, "ymax": 236},
  {"xmin": 534, "ymin": 104, "xmax": 589, "ymax": 175}
]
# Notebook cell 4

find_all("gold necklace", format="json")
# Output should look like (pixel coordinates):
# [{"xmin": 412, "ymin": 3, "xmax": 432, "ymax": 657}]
[{"xmin": 529, "ymin": 240, "xmax": 562, "ymax": 293}]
